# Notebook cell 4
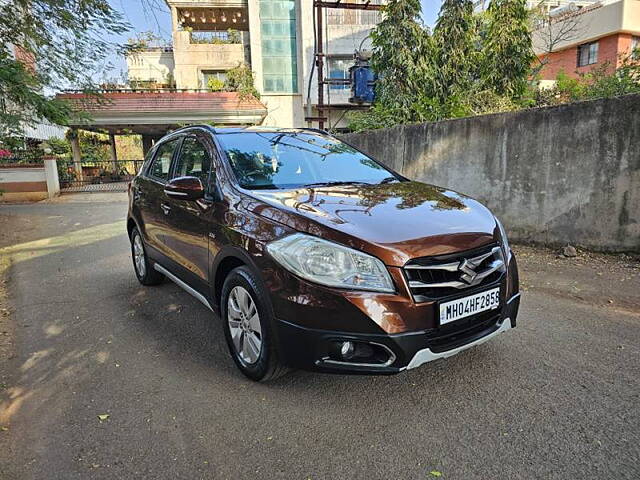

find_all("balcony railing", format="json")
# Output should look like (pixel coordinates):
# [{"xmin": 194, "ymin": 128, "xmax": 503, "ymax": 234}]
[{"xmin": 188, "ymin": 30, "xmax": 247, "ymax": 45}]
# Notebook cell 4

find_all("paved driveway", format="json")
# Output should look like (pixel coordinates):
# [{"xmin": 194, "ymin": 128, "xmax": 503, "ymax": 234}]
[{"xmin": 1, "ymin": 194, "xmax": 639, "ymax": 479}]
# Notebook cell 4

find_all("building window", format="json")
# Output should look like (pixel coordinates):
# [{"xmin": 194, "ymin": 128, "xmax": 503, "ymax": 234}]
[
  {"xmin": 201, "ymin": 70, "xmax": 227, "ymax": 90},
  {"xmin": 326, "ymin": 1, "xmax": 382, "ymax": 25},
  {"xmin": 327, "ymin": 58, "xmax": 351, "ymax": 91},
  {"xmin": 260, "ymin": 0, "xmax": 298, "ymax": 93},
  {"xmin": 632, "ymin": 36, "xmax": 640, "ymax": 60},
  {"xmin": 577, "ymin": 41, "xmax": 598, "ymax": 67}
]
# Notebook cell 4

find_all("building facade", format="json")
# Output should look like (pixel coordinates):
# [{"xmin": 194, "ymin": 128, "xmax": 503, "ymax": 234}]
[
  {"xmin": 126, "ymin": 0, "xmax": 383, "ymax": 129},
  {"xmin": 533, "ymin": 0, "xmax": 640, "ymax": 85}
]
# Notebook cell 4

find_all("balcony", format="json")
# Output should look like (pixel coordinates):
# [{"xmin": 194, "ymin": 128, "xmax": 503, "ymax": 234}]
[
  {"xmin": 167, "ymin": 0, "xmax": 247, "ymax": 8},
  {"xmin": 173, "ymin": 30, "xmax": 248, "ymax": 89},
  {"xmin": 171, "ymin": 5, "xmax": 250, "ymax": 89}
]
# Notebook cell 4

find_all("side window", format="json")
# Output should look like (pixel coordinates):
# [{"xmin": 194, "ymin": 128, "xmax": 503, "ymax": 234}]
[
  {"xmin": 149, "ymin": 139, "xmax": 180, "ymax": 182},
  {"xmin": 172, "ymin": 137, "xmax": 212, "ymax": 185}
]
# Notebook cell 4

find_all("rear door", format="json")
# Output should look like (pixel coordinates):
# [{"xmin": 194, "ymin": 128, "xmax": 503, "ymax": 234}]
[
  {"xmin": 136, "ymin": 137, "xmax": 182, "ymax": 262},
  {"xmin": 162, "ymin": 133, "xmax": 214, "ymax": 291}
]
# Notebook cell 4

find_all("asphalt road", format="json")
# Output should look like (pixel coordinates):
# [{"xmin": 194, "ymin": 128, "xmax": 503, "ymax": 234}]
[{"xmin": 1, "ymin": 194, "xmax": 639, "ymax": 480}]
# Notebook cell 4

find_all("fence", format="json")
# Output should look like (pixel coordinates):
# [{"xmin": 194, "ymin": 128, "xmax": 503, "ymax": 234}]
[{"xmin": 58, "ymin": 159, "xmax": 144, "ymax": 192}]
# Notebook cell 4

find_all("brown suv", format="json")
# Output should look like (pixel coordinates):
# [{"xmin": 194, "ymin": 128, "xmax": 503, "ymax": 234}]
[{"xmin": 127, "ymin": 126, "xmax": 520, "ymax": 381}]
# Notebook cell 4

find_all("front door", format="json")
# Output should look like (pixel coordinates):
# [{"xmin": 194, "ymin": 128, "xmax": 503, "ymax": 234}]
[
  {"xmin": 137, "ymin": 137, "xmax": 182, "ymax": 262},
  {"xmin": 162, "ymin": 134, "xmax": 215, "ymax": 292}
]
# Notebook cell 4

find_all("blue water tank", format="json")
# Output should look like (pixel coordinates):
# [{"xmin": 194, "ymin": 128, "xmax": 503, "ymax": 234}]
[{"xmin": 349, "ymin": 65, "xmax": 375, "ymax": 104}]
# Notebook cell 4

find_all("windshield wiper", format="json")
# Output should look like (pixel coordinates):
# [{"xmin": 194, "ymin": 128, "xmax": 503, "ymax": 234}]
[
  {"xmin": 303, "ymin": 180, "xmax": 372, "ymax": 188},
  {"xmin": 242, "ymin": 184, "xmax": 281, "ymax": 190}
]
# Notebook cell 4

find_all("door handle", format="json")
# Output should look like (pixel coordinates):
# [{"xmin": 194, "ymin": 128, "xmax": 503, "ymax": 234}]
[{"xmin": 160, "ymin": 203, "xmax": 171, "ymax": 215}]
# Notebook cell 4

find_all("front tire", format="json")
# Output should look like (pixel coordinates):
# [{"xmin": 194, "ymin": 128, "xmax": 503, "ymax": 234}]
[
  {"xmin": 221, "ymin": 266, "xmax": 287, "ymax": 382},
  {"xmin": 130, "ymin": 227, "xmax": 164, "ymax": 286}
]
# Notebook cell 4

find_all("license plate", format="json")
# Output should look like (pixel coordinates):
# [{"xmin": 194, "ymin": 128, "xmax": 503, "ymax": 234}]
[{"xmin": 439, "ymin": 288, "xmax": 500, "ymax": 325}]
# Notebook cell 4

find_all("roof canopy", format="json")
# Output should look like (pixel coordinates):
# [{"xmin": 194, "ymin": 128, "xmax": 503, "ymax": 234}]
[{"xmin": 56, "ymin": 90, "xmax": 267, "ymax": 136}]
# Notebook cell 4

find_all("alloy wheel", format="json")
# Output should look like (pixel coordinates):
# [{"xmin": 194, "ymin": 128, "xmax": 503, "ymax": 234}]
[
  {"xmin": 133, "ymin": 234, "xmax": 146, "ymax": 277},
  {"xmin": 227, "ymin": 286, "xmax": 262, "ymax": 365}
]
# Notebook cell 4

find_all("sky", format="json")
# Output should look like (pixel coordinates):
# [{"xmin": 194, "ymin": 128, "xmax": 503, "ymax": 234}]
[{"xmin": 103, "ymin": 0, "xmax": 443, "ymax": 80}]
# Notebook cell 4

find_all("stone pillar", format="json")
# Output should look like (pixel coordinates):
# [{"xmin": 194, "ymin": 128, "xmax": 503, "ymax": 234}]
[
  {"xmin": 109, "ymin": 133, "xmax": 118, "ymax": 173},
  {"xmin": 69, "ymin": 129, "xmax": 83, "ymax": 181},
  {"xmin": 43, "ymin": 156, "xmax": 60, "ymax": 199},
  {"xmin": 142, "ymin": 135, "xmax": 154, "ymax": 157}
]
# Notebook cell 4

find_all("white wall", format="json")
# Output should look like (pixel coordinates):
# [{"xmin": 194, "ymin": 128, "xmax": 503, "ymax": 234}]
[{"xmin": 126, "ymin": 49, "xmax": 175, "ymax": 84}]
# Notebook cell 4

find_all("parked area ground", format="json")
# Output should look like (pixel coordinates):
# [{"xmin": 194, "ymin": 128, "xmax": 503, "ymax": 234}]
[{"xmin": 0, "ymin": 193, "xmax": 638, "ymax": 480}]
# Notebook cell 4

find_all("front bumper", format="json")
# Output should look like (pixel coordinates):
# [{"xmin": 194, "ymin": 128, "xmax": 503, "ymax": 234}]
[{"xmin": 274, "ymin": 292, "xmax": 520, "ymax": 374}]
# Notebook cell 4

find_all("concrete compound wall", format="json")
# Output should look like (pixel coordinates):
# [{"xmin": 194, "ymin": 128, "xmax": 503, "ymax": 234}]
[
  {"xmin": 341, "ymin": 94, "xmax": 640, "ymax": 252},
  {"xmin": 0, "ymin": 159, "xmax": 60, "ymax": 202}
]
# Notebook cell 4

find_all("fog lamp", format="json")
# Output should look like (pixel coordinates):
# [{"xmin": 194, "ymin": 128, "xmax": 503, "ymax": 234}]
[{"xmin": 340, "ymin": 341, "xmax": 355, "ymax": 359}]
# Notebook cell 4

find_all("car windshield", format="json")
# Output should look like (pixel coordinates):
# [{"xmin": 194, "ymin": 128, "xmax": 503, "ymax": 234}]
[{"xmin": 216, "ymin": 131, "xmax": 398, "ymax": 189}]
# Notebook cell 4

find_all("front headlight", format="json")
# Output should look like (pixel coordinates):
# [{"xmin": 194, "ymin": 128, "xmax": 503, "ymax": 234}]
[
  {"xmin": 495, "ymin": 216, "xmax": 510, "ymax": 259},
  {"xmin": 266, "ymin": 233, "xmax": 395, "ymax": 293}
]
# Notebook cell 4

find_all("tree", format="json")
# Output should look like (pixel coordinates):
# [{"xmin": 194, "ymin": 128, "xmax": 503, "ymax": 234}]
[
  {"xmin": 482, "ymin": 0, "xmax": 534, "ymax": 98},
  {"xmin": 348, "ymin": 0, "xmax": 537, "ymax": 132},
  {"xmin": 432, "ymin": 0, "xmax": 478, "ymax": 102},
  {"xmin": 0, "ymin": 1, "xmax": 130, "ymax": 138},
  {"xmin": 369, "ymin": 0, "xmax": 431, "ymax": 123},
  {"xmin": 530, "ymin": 3, "xmax": 585, "ymax": 78}
]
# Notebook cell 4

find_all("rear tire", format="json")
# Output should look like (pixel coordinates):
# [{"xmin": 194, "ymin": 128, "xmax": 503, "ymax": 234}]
[
  {"xmin": 221, "ymin": 266, "xmax": 288, "ymax": 382},
  {"xmin": 130, "ymin": 227, "xmax": 164, "ymax": 286}
]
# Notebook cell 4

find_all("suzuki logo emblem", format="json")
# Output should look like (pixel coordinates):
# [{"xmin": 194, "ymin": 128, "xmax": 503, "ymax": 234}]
[{"xmin": 458, "ymin": 259, "xmax": 479, "ymax": 284}]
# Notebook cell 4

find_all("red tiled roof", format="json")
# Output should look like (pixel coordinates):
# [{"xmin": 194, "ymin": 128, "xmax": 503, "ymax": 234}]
[{"xmin": 57, "ymin": 91, "xmax": 266, "ymax": 113}]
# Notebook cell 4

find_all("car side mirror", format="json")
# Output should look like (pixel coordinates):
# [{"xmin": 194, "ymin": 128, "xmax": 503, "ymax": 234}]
[{"xmin": 164, "ymin": 176, "xmax": 205, "ymax": 201}]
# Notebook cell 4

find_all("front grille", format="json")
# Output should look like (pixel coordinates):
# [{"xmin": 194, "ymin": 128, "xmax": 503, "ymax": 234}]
[{"xmin": 404, "ymin": 243, "xmax": 506, "ymax": 302}]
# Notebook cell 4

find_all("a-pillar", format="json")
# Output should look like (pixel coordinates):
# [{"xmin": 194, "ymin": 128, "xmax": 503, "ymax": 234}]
[{"xmin": 69, "ymin": 128, "xmax": 83, "ymax": 181}]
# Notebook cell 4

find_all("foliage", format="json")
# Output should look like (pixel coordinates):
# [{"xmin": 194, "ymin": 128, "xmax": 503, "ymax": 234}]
[
  {"xmin": 205, "ymin": 63, "xmax": 259, "ymax": 99},
  {"xmin": 57, "ymin": 159, "xmax": 77, "ymax": 184},
  {"xmin": 369, "ymin": 0, "xmax": 432, "ymax": 123},
  {"xmin": 224, "ymin": 63, "xmax": 260, "ymax": 100},
  {"xmin": 208, "ymin": 77, "xmax": 226, "ymax": 92},
  {"xmin": 348, "ymin": 0, "xmax": 537, "ymax": 132},
  {"xmin": 126, "ymin": 30, "xmax": 166, "ymax": 50},
  {"xmin": 116, "ymin": 136, "xmax": 143, "ymax": 159},
  {"xmin": 432, "ymin": 0, "xmax": 478, "ymax": 102},
  {"xmin": 70, "ymin": 131, "xmax": 111, "ymax": 163},
  {"xmin": 481, "ymin": 0, "xmax": 534, "ymax": 98},
  {"xmin": 0, "ymin": 59, "xmax": 73, "ymax": 138},
  {"xmin": 48, "ymin": 138, "xmax": 71, "ymax": 156},
  {"xmin": 346, "ymin": 104, "xmax": 404, "ymax": 132},
  {"xmin": 535, "ymin": 55, "xmax": 640, "ymax": 107},
  {"xmin": 0, "ymin": 0, "xmax": 130, "ymax": 138}
]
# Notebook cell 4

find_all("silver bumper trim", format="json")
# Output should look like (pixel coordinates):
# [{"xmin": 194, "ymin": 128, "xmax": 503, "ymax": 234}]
[{"xmin": 403, "ymin": 317, "xmax": 513, "ymax": 370}]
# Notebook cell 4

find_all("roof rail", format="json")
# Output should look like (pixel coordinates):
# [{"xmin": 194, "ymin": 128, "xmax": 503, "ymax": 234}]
[{"xmin": 169, "ymin": 124, "xmax": 217, "ymax": 134}]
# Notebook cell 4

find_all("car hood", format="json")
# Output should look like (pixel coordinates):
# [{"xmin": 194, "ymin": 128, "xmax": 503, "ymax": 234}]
[{"xmin": 248, "ymin": 181, "xmax": 499, "ymax": 266}]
